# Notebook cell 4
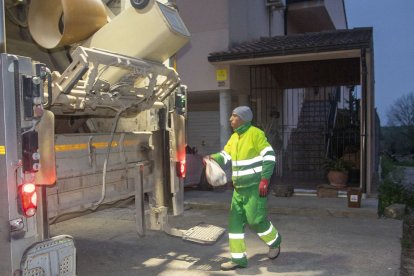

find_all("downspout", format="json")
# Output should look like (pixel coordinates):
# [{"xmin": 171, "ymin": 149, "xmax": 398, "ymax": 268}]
[
  {"xmin": 284, "ymin": 5, "xmax": 288, "ymax": 35},
  {"xmin": 268, "ymin": 6, "xmax": 273, "ymax": 37},
  {"xmin": 0, "ymin": 0, "xmax": 5, "ymax": 52},
  {"xmin": 342, "ymin": 0, "xmax": 349, "ymax": 29},
  {"xmin": 360, "ymin": 48, "xmax": 367, "ymax": 194}
]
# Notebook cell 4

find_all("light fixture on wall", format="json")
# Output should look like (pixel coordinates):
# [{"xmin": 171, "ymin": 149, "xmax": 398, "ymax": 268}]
[{"xmin": 265, "ymin": 0, "xmax": 286, "ymax": 9}]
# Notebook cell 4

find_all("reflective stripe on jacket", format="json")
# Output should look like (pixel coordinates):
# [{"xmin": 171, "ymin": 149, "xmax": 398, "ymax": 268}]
[{"xmin": 211, "ymin": 122, "xmax": 276, "ymax": 189}]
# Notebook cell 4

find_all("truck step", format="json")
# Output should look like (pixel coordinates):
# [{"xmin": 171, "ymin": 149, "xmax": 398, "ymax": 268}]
[
  {"xmin": 21, "ymin": 235, "xmax": 76, "ymax": 276},
  {"xmin": 182, "ymin": 223, "xmax": 225, "ymax": 245}
]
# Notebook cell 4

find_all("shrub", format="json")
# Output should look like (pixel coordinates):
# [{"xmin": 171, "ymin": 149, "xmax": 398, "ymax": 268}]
[
  {"xmin": 378, "ymin": 158, "xmax": 414, "ymax": 215},
  {"xmin": 323, "ymin": 158, "xmax": 352, "ymax": 173},
  {"xmin": 378, "ymin": 177, "xmax": 407, "ymax": 215},
  {"xmin": 381, "ymin": 154, "xmax": 395, "ymax": 179}
]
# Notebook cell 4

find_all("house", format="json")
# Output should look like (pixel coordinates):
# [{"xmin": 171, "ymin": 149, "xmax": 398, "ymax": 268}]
[{"xmin": 175, "ymin": 0, "xmax": 378, "ymax": 196}]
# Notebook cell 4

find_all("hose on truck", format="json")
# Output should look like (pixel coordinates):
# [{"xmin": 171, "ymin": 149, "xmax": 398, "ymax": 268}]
[
  {"xmin": 49, "ymin": 195, "xmax": 135, "ymax": 224},
  {"xmin": 92, "ymin": 106, "xmax": 128, "ymax": 210},
  {"xmin": 49, "ymin": 104, "xmax": 131, "ymax": 224}
]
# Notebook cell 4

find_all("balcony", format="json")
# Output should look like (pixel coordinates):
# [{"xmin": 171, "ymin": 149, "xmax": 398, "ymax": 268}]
[{"xmin": 286, "ymin": 0, "xmax": 347, "ymax": 34}]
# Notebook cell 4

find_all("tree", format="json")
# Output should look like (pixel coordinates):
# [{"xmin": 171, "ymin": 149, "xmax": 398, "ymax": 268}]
[
  {"xmin": 386, "ymin": 92, "xmax": 414, "ymax": 154},
  {"xmin": 387, "ymin": 92, "xmax": 414, "ymax": 127}
]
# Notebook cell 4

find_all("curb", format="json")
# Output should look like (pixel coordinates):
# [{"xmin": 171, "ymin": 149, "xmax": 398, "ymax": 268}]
[{"xmin": 184, "ymin": 201, "xmax": 379, "ymax": 219}]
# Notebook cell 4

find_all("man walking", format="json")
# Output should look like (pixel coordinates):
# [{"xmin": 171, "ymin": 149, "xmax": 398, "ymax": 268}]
[{"xmin": 209, "ymin": 106, "xmax": 281, "ymax": 270}]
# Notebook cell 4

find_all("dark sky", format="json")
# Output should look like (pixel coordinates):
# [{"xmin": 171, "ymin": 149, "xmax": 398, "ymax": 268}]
[{"xmin": 345, "ymin": 0, "xmax": 414, "ymax": 125}]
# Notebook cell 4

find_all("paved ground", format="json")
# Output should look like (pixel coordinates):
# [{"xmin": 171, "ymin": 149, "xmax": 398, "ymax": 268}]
[{"xmin": 50, "ymin": 190, "xmax": 402, "ymax": 276}]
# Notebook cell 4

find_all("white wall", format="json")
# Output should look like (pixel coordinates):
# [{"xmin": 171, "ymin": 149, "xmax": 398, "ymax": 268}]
[
  {"xmin": 229, "ymin": 0, "xmax": 267, "ymax": 43},
  {"xmin": 176, "ymin": 30, "xmax": 229, "ymax": 92},
  {"xmin": 176, "ymin": 0, "xmax": 228, "ymax": 33},
  {"xmin": 176, "ymin": 0, "xmax": 229, "ymax": 92},
  {"xmin": 229, "ymin": 0, "xmax": 285, "ymax": 43},
  {"xmin": 176, "ymin": 0, "xmax": 285, "ymax": 93}
]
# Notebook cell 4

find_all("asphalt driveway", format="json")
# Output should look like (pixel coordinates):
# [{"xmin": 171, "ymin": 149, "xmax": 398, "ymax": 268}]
[{"xmin": 50, "ymin": 191, "xmax": 402, "ymax": 276}]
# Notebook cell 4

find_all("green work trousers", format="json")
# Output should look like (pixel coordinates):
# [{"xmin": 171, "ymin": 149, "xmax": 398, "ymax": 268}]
[{"xmin": 228, "ymin": 185, "xmax": 281, "ymax": 267}]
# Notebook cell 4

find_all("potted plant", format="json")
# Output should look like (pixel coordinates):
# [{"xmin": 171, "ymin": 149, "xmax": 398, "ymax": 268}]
[{"xmin": 323, "ymin": 158, "xmax": 352, "ymax": 188}]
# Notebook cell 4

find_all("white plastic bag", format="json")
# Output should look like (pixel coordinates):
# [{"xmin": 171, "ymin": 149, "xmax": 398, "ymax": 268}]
[{"xmin": 204, "ymin": 157, "xmax": 227, "ymax": 187}]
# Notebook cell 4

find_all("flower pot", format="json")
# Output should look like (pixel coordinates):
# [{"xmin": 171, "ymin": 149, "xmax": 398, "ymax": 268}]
[{"xmin": 327, "ymin": 170, "xmax": 348, "ymax": 188}]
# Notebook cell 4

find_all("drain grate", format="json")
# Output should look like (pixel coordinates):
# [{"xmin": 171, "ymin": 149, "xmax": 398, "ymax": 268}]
[{"xmin": 182, "ymin": 223, "xmax": 225, "ymax": 245}]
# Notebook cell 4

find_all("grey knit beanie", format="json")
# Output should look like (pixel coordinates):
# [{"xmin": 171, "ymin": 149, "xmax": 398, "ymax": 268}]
[{"xmin": 233, "ymin": 106, "xmax": 253, "ymax": 122}]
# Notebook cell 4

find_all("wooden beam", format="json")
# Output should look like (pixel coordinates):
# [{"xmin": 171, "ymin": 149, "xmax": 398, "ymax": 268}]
[{"xmin": 267, "ymin": 58, "xmax": 361, "ymax": 88}]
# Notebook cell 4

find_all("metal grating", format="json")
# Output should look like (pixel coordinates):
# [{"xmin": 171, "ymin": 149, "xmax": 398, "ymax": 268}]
[
  {"xmin": 21, "ymin": 235, "xmax": 76, "ymax": 276},
  {"xmin": 182, "ymin": 223, "xmax": 225, "ymax": 245},
  {"xmin": 24, "ymin": 267, "xmax": 44, "ymax": 276}
]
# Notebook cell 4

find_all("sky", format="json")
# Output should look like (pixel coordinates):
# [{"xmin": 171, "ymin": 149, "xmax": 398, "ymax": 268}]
[{"xmin": 345, "ymin": 0, "xmax": 414, "ymax": 126}]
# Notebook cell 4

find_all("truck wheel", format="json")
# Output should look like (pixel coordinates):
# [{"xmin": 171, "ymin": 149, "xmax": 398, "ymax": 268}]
[{"xmin": 130, "ymin": 0, "xmax": 150, "ymax": 9}]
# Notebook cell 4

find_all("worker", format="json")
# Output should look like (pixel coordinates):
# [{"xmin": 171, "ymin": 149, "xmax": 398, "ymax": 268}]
[{"xmin": 208, "ymin": 106, "xmax": 281, "ymax": 270}]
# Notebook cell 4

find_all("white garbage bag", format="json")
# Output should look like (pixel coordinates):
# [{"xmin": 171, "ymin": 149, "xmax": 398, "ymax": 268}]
[{"xmin": 203, "ymin": 157, "xmax": 227, "ymax": 187}]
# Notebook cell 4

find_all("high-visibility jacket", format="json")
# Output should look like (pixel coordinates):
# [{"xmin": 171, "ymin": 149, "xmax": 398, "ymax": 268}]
[{"xmin": 211, "ymin": 122, "xmax": 276, "ymax": 189}]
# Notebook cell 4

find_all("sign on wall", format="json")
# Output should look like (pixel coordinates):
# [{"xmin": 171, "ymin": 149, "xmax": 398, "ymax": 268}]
[{"xmin": 216, "ymin": 69, "xmax": 227, "ymax": 87}]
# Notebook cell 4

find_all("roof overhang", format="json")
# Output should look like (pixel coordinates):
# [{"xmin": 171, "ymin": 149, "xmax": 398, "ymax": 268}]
[
  {"xmin": 208, "ymin": 28, "xmax": 373, "ymax": 66},
  {"xmin": 209, "ymin": 49, "xmax": 361, "ymax": 66}
]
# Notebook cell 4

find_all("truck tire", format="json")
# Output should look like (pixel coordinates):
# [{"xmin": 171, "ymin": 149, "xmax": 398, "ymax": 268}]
[{"xmin": 130, "ymin": 0, "xmax": 150, "ymax": 9}]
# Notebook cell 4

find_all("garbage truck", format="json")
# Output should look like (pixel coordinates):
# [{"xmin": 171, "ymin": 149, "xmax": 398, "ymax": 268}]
[{"xmin": 0, "ymin": 0, "xmax": 223, "ymax": 275}]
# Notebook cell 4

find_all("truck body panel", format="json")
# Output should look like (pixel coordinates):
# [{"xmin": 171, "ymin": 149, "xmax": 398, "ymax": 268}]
[{"xmin": 0, "ymin": 1, "xmax": 195, "ymax": 274}]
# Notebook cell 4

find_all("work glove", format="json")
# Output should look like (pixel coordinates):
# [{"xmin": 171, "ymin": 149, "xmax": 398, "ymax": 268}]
[{"xmin": 259, "ymin": 179, "xmax": 269, "ymax": 197}]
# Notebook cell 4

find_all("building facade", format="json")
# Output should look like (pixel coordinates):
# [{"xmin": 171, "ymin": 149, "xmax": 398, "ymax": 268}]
[{"xmin": 176, "ymin": 0, "xmax": 377, "ymax": 195}]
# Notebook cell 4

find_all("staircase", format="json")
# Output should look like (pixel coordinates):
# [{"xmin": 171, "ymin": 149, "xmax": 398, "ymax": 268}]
[{"xmin": 283, "ymin": 100, "xmax": 330, "ymax": 181}]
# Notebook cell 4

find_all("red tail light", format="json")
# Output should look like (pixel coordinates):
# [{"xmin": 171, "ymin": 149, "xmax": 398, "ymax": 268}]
[
  {"xmin": 18, "ymin": 183, "xmax": 37, "ymax": 217},
  {"xmin": 176, "ymin": 160, "xmax": 186, "ymax": 178}
]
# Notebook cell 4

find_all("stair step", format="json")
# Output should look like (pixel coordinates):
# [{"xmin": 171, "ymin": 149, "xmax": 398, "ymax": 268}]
[
  {"xmin": 282, "ymin": 99, "xmax": 332, "ymax": 181},
  {"xmin": 284, "ymin": 156, "xmax": 324, "ymax": 161},
  {"xmin": 291, "ymin": 127, "xmax": 326, "ymax": 133},
  {"xmin": 283, "ymin": 170, "xmax": 326, "ymax": 179},
  {"xmin": 289, "ymin": 136, "xmax": 325, "ymax": 142}
]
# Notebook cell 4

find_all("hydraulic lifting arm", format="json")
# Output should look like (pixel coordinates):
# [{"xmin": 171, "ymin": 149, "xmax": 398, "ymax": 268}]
[{"xmin": 48, "ymin": 46, "xmax": 181, "ymax": 117}]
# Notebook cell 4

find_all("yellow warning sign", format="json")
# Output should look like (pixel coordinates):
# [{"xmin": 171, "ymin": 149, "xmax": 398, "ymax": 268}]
[
  {"xmin": 0, "ymin": 145, "xmax": 5, "ymax": 155},
  {"xmin": 216, "ymin": 69, "xmax": 227, "ymax": 81}
]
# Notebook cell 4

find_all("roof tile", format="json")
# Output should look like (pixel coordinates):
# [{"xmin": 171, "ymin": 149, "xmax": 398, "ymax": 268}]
[{"xmin": 208, "ymin": 28, "xmax": 373, "ymax": 62}]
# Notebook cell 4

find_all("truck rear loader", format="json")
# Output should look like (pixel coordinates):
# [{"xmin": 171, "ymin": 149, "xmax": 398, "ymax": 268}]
[{"xmin": 0, "ymin": 1, "xmax": 223, "ymax": 275}]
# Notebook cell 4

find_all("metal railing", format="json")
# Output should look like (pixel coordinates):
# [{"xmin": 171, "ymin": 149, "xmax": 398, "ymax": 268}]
[
  {"xmin": 325, "ymin": 86, "xmax": 340, "ymax": 158},
  {"xmin": 249, "ymin": 65, "xmax": 361, "ymax": 187}
]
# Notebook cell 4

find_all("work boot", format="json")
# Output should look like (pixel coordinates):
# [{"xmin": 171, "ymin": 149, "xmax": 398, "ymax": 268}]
[
  {"xmin": 268, "ymin": 246, "xmax": 280, "ymax": 259},
  {"xmin": 220, "ymin": 261, "xmax": 245, "ymax": 271}
]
